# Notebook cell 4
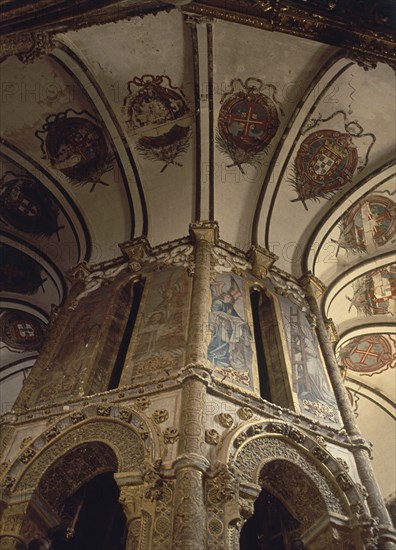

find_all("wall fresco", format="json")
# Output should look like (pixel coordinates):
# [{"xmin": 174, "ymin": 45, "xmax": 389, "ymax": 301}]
[
  {"xmin": 338, "ymin": 334, "xmax": 396, "ymax": 376},
  {"xmin": 131, "ymin": 268, "xmax": 190, "ymax": 376},
  {"xmin": 207, "ymin": 273, "xmax": 254, "ymax": 389},
  {"xmin": 336, "ymin": 194, "xmax": 396, "ymax": 254},
  {"xmin": 347, "ymin": 265, "xmax": 396, "ymax": 316},
  {"xmin": 279, "ymin": 297, "xmax": 339, "ymax": 424}
]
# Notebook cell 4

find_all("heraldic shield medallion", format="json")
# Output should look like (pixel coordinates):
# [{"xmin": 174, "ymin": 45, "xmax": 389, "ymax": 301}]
[
  {"xmin": 123, "ymin": 75, "xmax": 192, "ymax": 172},
  {"xmin": 0, "ymin": 310, "xmax": 47, "ymax": 352},
  {"xmin": 290, "ymin": 129, "xmax": 358, "ymax": 209},
  {"xmin": 217, "ymin": 78, "xmax": 283, "ymax": 172},
  {"xmin": 290, "ymin": 110, "xmax": 376, "ymax": 209},
  {"xmin": 35, "ymin": 110, "xmax": 113, "ymax": 191},
  {"xmin": 338, "ymin": 334, "xmax": 395, "ymax": 376},
  {"xmin": 0, "ymin": 172, "xmax": 62, "ymax": 238}
]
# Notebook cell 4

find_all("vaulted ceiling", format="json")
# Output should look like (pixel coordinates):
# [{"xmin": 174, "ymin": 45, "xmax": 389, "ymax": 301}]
[{"xmin": 0, "ymin": 0, "xmax": 395, "ymax": 501}]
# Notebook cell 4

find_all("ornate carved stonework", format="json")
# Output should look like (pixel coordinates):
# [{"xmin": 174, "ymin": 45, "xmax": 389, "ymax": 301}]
[
  {"xmin": 247, "ymin": 245, "xmax": 278, "ymax": 279},
  {"xmin": 13, "ymin": 420, "xmax": 146, "ymax": 493},
  {"xmin": 205, "ymin": 429, "xmax": 220, "ymax": 445},
  {"xmin": 232, "ymin": 435, "xmax": 347, "ymax": 519},
  {"xmin": 217, "ymin": 413, "xmax": 234, "ymax": 428}
]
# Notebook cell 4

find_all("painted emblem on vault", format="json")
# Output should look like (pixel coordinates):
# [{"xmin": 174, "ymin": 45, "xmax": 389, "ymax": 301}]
[
  {"xmin": 347, "ymin": 265, "xmax": 396, "ymax": 316},
  {"xmin": 0, "ymin": 310, "xmax": 47, "ymax": 352},
  {"xmin": 0, "ymin": 172, "xmax": 62, "ymax": 238},
  {"xmin": 35, "ymin": 110, "xmax": 113, "ymax": 191},
  {"xmin": 123, "ymin": 75, "xmax": 192, "ymax": 171},
  {"xmin": 337, "ymin": 194, "xmax": 396, "ymax": 254},
  {"xmin": 290, "ymin": 111, "xmax": 375, "ymax": 209},
  {"xmin": 337, "ymin": 334, "xmax": 396, "ymax": 376},
  {"xmin": 290, "ymin": 130, "xmax": 358, "ymax": 208},
  {"xmin": 217, "ymin": 78, "xmax": 282, "ymax": 172},
  {"xmin": 0, "ymin": 245, "xmax": 46, "ymax": 295}
]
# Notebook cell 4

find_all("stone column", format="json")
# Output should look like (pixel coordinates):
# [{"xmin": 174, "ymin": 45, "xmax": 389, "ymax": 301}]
[
  {"xmin": 300, "ymin": 273, "xmax": 396, "ymax": 549},
  {"xmin": 0, "ymin": 501, "xmax": 29, "ymax": 550},
  {"xmin": 171, "ymin": 222, "xmax": 218, "ymax": 550}
]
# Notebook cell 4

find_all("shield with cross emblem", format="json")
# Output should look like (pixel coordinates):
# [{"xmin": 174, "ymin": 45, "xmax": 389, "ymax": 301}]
[
  {"xmin": 338, "ymin": 334, "xmax": 395, "ymax": 375},
  {"xmin": 217, "ymin": 78, "xmax": 282, "ymax": 172}
]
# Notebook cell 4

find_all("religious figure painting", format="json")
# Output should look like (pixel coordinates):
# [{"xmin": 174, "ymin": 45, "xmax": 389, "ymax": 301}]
[
  {"xmin": 281, "ymin": 300, "xmax": 339, "ymax": 424},
  {"xmin": 207, "ymin": 274, "xmax": 253, "ymax": 385}
]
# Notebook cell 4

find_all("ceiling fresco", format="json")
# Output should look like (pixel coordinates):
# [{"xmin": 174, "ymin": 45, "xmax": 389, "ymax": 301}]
[{"xmin": 0, "ymin": 0, "xmax": 395, "ymax": 502}]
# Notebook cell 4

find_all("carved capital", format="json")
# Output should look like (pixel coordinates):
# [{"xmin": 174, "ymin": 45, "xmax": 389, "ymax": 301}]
[
  {"xmin": 324, "ymin": 318, "xmax": 338, "ymax": 344},
  {"xmin": 189, "ymin": 220, "xmax": 219, "ymax": 244},
  {"xmin": 247, "ymin": 245, "xmax": 278, "ymax": 279},
  {"xmin": 119, "ymin": 237, "xmax": 152, "ymax": 272},
  {"xmin": 299, "ymin": 272, "xmax": 327, "ymax": 299}
]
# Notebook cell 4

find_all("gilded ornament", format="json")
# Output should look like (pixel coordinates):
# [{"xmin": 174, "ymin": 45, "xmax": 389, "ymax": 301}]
[
  {"xmin": 205, "ymin": 429, "xmax": 220, "ymax": 445},
  {"xmin": 44, "ymin": 425, "xmax": 60, "ymax": 441},
  {"xmin": 217, "ymin": 412, "xmax": 233, "ymax": 428},
  {"xmin": 152, "ymin": 409, "xmax": 169, "ymax": 424},
  {"xmin": 119, "ymin": 409, "xmax": 132, "ymax": 422},
  {"xmin": 336, "ymin": 457, "xmax": 350, "ymax": 471},
  {"xmin": 135, "ymin": 396, "xmax": 151, "ymax": 410},
  {"xmin": 312, "ymin": 447, "xmax": 328, "ymax": 462},
  {"xmin": 234, "ymin": 432, "xmax": 247, "ymax": 448},
  {"xmin": 163, "ymin": 427, "xmax": 179, "ymax": 444},
  {"xmin": 19, "ymin": 437, "xmax": 32, "ymax": 448},
  {"xmin": 2, "ymin": 476, "xmax": 16, "ymax": 490},
  {"xmin": 237, "ymin": 407, "xmax": 254, "ymax": 420},
  {"xmin": 70, "ymin": 411, "xmax": 86, "ymax": 424},
  {"xmin": 19, "ymin": 448, "xmax": 36, "ymax": 464},
  {"xmin": 337, "ymin": 472, "xmax": 353, "ymax": 491},
  {"xmin": 96, "ymin": 405, "xmax": 111, "ymax": 417}
]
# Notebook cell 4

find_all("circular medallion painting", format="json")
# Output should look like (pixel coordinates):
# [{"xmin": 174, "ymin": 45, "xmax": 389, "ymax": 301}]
[
  {"xmin": 0, "ymin": 310, "xmax": 47, "ymax": 351},
  {"xmin": 338, "ymin": 334, "xmax": 395, "ymax": 375}
]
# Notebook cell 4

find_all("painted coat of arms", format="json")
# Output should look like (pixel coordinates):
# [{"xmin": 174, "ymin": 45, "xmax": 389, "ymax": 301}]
[
  {"xmin": 35, "ymin": 110, "xmax": 113, "ymax": 191},
  {"xmin": 337, "ymin": 334, "xmax": 396, "ymax": 376},
  {"xmin": 217, "ymin": 78, "xmax": 283, "ymax": 172},
  {"xmin": 123, "ymin": 75, "xmax": 192, "ymax": 172},
  {"xmin": 336, "ymin": 194, "xmax": 396, "ymax": 254},
  {"xmin": 0, "ymin": 172, "xmax": 62, "ymax": 238},
  {"xmin": 290, "ymin": 111, "xmax": 375, "ymax": 209},
  {"xmin": 0, "ymin": 310, "xmax": 47, "ymax": 351}
]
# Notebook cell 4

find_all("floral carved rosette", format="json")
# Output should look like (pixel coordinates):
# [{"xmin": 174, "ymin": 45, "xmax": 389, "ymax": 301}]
[
  {"xmin": 290, "ymin": 111, "xmax": 375, "ymax": 209},
  {"xmin": 123, "ymin": 74, "xmax": 192, "ymax": 172},
  {"xmin": 217, "ymin": 77, "xmax": 283, "ymax": 172},
  {"xmin": 35, "ymin": 109, "xmax": 113, "ymax": 191}
]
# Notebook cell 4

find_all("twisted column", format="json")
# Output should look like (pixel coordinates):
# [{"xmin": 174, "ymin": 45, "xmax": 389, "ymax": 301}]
[{"xmin": 300, "ymin": 273, "xmax": 396, "ymax": 549}]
